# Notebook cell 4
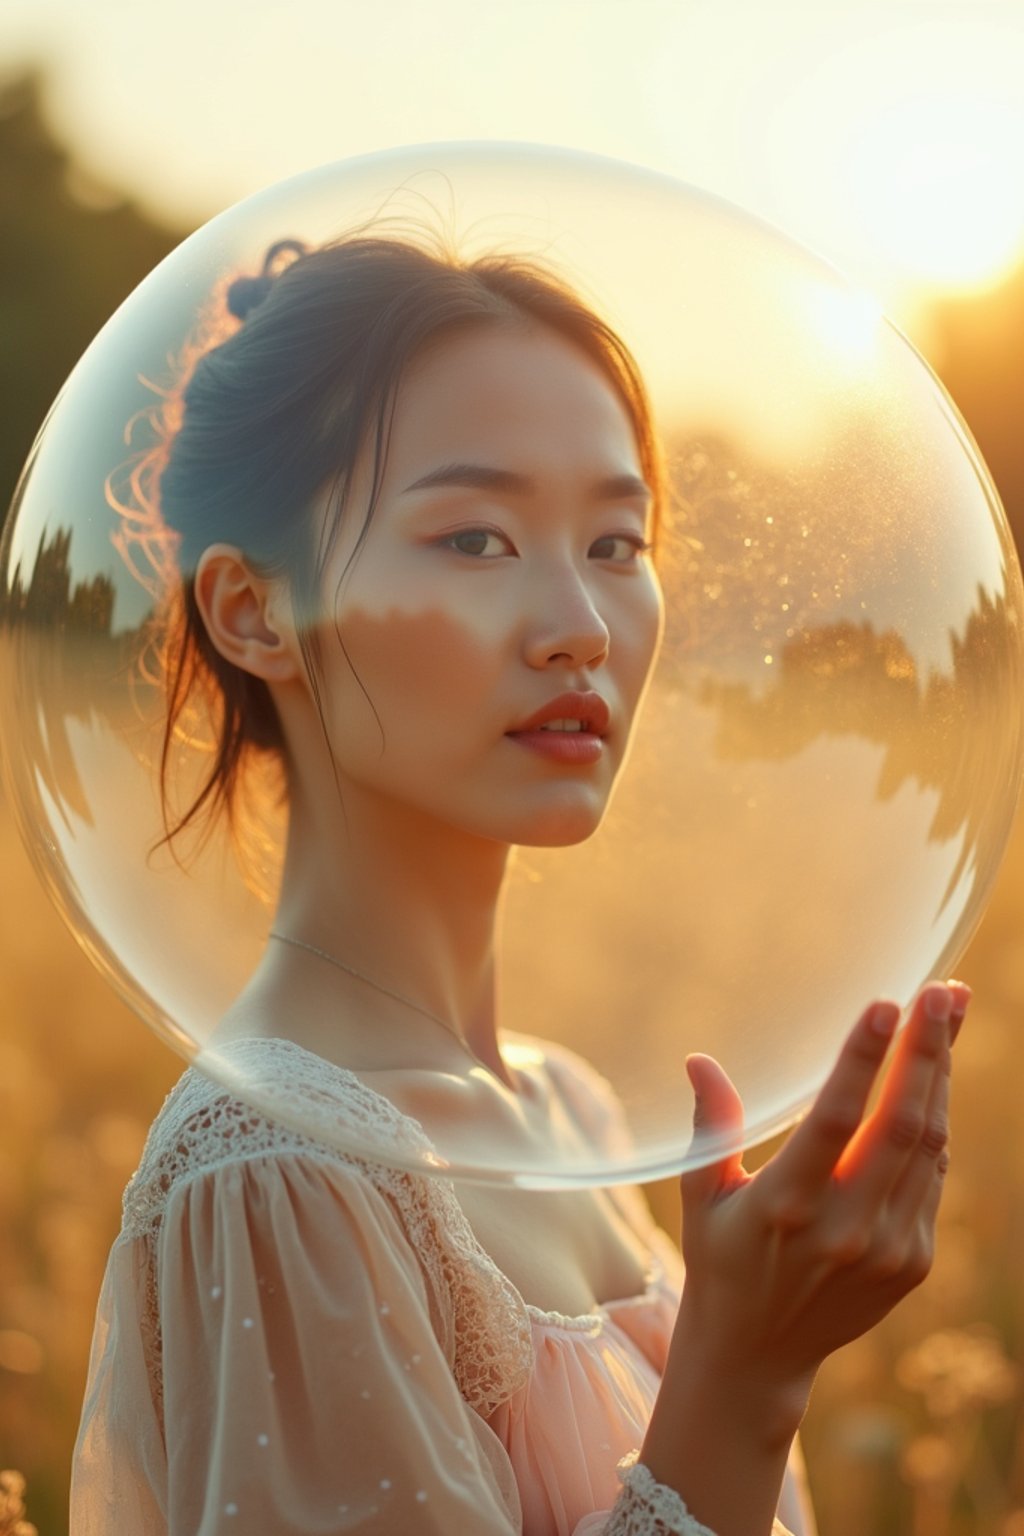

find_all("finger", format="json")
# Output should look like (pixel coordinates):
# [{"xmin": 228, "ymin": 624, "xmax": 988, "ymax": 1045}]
[
  {"xmin": 875, "ymin": 1115, "xmax": 951, "ymax": 1299},
  {"xmin": 914, "ymin": 1131, "xmax": 951, "ymax": 1246},
  {"xmin": 947, "ymin": 979, "xmax": 972, "ymax": 1045},
  {"xmin": 679, "ymin": 1053, "xmax": 746, "ymax": 1205},
  {"xmin": 759, "ymin": 999, "xmax": 900, "ymax": 1209},
  {"xmin": 838, "ymin": 983, "xmax": 952, "ymax": 1199},
  {"xmin": 885, "ymin": 1028, "xmax": 951, "ymax": 1229}
]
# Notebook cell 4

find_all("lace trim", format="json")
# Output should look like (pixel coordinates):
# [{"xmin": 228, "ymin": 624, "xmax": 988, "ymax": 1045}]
[
  {"xmin": 608, "ymin": 1454, "xmax": 717, "ymax": 1535},
  {"xmin": 122, "ymin": 1039, "xmax": 534, "ymax": 1422},
  {"xmin": 524, "ymin": 1252, "xmax": 665, "ymax": 1332},
  {"xmin": 527, "ymin": 1305, "xmax": 607, "ymax": 1334},
  {"xmin": 608, "ymin": 1453, "xmax": 793, "ymax": 1536}
]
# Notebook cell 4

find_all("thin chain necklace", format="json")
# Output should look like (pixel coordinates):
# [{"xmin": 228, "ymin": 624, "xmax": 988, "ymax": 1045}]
[{"xmin": 268, "ymin": 930, "xmax": 489, "ymax": 1069}]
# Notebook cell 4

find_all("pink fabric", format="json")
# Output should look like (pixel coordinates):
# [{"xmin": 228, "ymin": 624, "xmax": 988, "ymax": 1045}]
[
  {"xmin": 491, "ymin": 1250, "xmax": 680, "ymax": 1534},
  {"xmin": 495, "ymin": 1243, "xmax": 811, "ymax": 1536}
]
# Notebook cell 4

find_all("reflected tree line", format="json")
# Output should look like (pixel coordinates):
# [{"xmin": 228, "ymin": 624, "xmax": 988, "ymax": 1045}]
[
  {"xmin": 661, "ymin": 433, "xmax": 1022, "ymax": 913},
  {"xmin": 698, "ymin": 587, "xmax": 1018, "ymax": 912},
  {"xmin": 0, "ymin": 525, "xmax": 116, "ymax": 635},
  {"xmin": 700, "ymin": 591, "xmax": 1010, "ymax": 771},
  {"xmin": 4, "ymin": 513, "xmax": 1018, "ymax": 920},
  {"xmin": 0, "ymin": 521, "xmax": 149, "ymax": 840}
]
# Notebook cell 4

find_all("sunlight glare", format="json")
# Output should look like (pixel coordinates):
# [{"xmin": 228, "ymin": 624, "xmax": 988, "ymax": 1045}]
[
  {"xmin": 848, "ymin": 95, "xmax": 1024, "ymax": 290},
  {"xmin": 806, "ymin": 285, "xmax": 884, "ymax": 366}
]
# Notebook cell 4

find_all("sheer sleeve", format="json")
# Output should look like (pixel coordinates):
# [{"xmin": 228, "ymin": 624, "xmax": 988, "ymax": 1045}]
[{"xmin": 155, "ymin": 1153, "xmax": 523, "ymax": 1534}]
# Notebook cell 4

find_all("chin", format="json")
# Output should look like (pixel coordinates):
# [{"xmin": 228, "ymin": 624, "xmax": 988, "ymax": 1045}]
[
  {"xmin": 505, "ymin": 797, "xmax": 610, "ymax": 849},
  {"xmin": 518, "ymin": 824, "xmax": 604, "ymax": 849}
]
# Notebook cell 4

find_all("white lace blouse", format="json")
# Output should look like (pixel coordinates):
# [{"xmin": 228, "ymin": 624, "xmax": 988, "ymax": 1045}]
[{"xmin": 70, "ymin": 1038, "xmax": 805, "ymax": 1535}]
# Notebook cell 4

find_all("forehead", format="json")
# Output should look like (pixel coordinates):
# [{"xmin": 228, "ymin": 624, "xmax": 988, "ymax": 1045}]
[{"xmin": 383, "ymin": 324, "xmax": 641, "ymax": 483}]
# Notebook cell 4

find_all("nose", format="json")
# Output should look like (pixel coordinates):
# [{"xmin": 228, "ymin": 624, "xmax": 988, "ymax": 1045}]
[{"xmin": 522, "ymin": 565, "xmax": 610, "ymax": 671}]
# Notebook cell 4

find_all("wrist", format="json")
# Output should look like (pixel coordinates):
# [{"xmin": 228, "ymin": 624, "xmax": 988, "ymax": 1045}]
[
  {"xmin": 646, "ymin": 1357, "xmax": 810, "ymax": 1472},
  {"xmin": 640, "ymin": 1339, "xmax": 808, "ymax": 1536},
  {"xmin": 661, "ymin": 1294, "xmax": 815, "ymax": 1450},
  {"xmin": 641, "ymin": 1376, "xmax": 798, "ymax": 1536}
]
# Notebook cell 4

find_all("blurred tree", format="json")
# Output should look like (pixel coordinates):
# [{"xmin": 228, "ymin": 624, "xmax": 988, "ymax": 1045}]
[
  {"xmin": 935, "ymin": 270, "xmax": 1024, "ymax": 550},
  {"xmin": 0, "ymin": 70, "xmax": 186, "ymax": 530}
]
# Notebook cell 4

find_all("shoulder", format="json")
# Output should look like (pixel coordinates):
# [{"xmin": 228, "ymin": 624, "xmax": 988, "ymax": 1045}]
[
  {"xmin": 121, "ymin": 1037, "xmax": 434, "ymax": 1240},
  {"xmin": 513, "ymin": 1034, "xmax": 634, "ymax": 1156},
  {"xmin": 121, "ymin": 1037, "xmax": 535, "ymax": 1414}
]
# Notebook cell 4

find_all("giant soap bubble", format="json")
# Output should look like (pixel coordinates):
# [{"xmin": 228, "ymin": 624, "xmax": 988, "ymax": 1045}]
[{"xmin": 2, "ymin": 145, "xmax": 1022, "ymax": 1187}]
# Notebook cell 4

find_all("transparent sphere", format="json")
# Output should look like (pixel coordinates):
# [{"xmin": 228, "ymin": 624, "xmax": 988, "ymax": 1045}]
[{"xmin": 1, "ymin": 144, "xmax": 1021, "ymax": 1187}]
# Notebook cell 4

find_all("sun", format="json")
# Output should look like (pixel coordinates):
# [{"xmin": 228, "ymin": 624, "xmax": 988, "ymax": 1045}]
[{"xmin": 845, "ymin": 93, "xmax": 1024, "ymax": 294}]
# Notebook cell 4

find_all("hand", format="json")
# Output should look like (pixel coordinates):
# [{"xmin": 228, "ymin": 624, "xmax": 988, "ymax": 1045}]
[
  {"xmin": 638, "ymin": 985, "xmax": 968, "ymax": 1536},
  {"xmin": 672, "ymin": 981, "xmax": 970, "ymax": 1410}
]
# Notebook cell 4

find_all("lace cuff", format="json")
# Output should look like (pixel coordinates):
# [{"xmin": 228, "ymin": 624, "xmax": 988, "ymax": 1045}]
[{"xmin": 604, "ymin": 1451, "xmax": 794, "ymax": 1536}]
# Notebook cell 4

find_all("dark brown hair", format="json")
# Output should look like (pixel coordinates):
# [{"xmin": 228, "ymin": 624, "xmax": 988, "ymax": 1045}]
[{"xmin": 122, "ymin": 234, "xmax": 666, "ymax": 853}]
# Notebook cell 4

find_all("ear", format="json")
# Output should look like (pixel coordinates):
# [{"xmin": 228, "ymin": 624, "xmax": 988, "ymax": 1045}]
[{"xmin": 194, "ymin": 544, "xmax": 301, "ymax": 683}]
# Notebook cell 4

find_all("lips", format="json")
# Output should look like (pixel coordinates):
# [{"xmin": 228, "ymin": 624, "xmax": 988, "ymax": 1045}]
[{"xmin": 507, "ymin": 691, "xmax": 611, "ymax": 737}]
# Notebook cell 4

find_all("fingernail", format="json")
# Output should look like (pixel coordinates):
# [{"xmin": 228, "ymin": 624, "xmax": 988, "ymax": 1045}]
[
  {"xmin": 948, "ymin": 981, "xmax": 971, "ymax": 1042},
  {"xmin": 924, "ymin": 985, "xmax": 953, "ymax": 1024},
  {"xmin": 869, "ymin": 1002, "xmax": 900, "ymax": 1038}
]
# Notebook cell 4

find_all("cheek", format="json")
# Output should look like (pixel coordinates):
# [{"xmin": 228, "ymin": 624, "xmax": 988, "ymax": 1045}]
[
  {"xmin": 336, "ymin": 602, "xmax": 503, "ymax": 724},
  {"xmin": 620, "ymin": 577, "xmax": 664, "ymax": 686},
  {"xmin": 648, "ymin": 582, "xmax": 666, "ymax": 661}
]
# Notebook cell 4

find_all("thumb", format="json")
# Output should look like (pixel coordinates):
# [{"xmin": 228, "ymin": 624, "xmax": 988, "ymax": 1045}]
[{"xmin": 679, "ymin": 1052, "xmax": 747, "ymax": 1206}]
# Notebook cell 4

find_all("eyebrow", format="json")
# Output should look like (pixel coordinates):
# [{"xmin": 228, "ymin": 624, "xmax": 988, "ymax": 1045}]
[{"xmin": 401, "ymin": 461, "xmax": 652, "ymax": 502}]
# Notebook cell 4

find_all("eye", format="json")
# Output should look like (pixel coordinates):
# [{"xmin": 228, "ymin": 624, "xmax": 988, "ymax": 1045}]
[
  {"xmin": 589, "ymin": 533, "xmax": 652, "ymax": 563},
  {"xmin": 442, "ymin": 527, "xmax": 516, "ymax": 558}
]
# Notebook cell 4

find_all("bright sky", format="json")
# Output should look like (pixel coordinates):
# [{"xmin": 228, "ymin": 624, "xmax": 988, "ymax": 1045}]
[{"xmin": 3, "ymin": 0, "xmax": 1024, "ymax": 334}]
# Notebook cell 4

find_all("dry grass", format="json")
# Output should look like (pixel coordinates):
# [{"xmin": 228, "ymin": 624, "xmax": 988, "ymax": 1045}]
[{"xmin": 1, "ymin": 788, "xmax": 1022, "ymax": 1534}]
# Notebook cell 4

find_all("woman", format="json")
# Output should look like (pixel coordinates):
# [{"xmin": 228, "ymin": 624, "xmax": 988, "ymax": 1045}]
[{"xmin": 71, "ymin": 234, "xmax": 967, "ymax": 1535}]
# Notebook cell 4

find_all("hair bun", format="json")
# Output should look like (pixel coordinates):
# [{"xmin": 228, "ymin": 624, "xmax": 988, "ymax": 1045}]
[
  {"xmin": 226, "ymin": 273, "xmax": 273, "ymax": 321},
  {"xmin": 226, "ymin": 239, "xmax": 308, "ymax": 323}
]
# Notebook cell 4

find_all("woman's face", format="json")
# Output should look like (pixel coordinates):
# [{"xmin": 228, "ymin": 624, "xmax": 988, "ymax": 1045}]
[{"xmin": 301, "ymin": 322, "xmax": 663, "ymax": 847}]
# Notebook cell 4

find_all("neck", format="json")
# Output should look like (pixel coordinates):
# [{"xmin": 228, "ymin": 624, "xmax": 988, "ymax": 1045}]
[{"xmin": 272, "ymin": 779, "xmax": 513, "ymax": 1076}]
